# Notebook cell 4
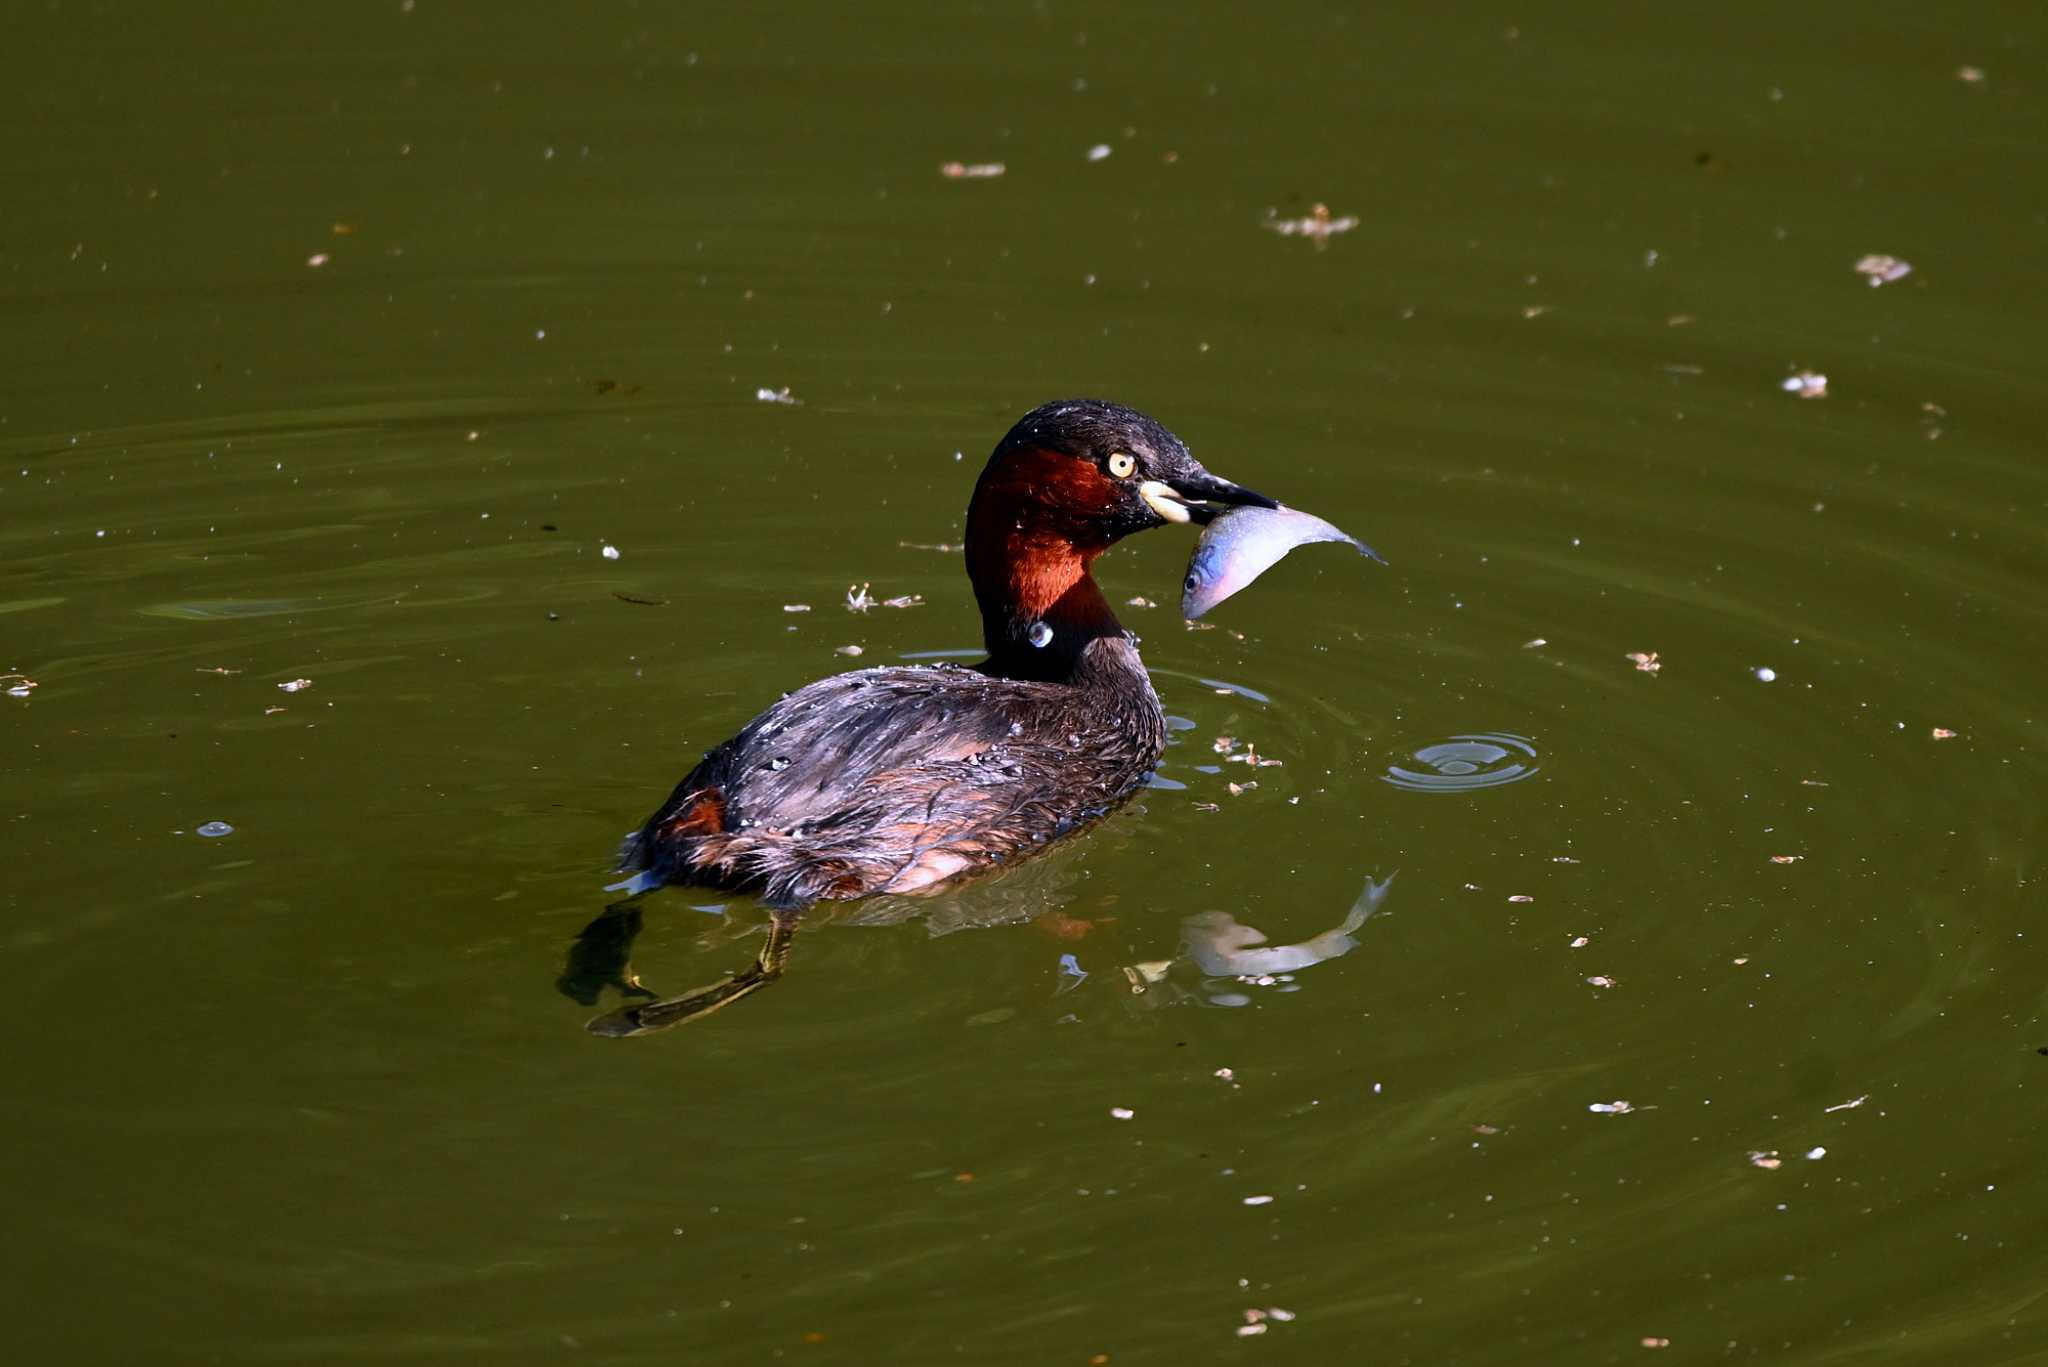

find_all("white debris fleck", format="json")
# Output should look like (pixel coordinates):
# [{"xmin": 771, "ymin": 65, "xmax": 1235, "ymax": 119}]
[
  {"xmin": 938, "ymin": 161, "xmax": 1005, "ymax": 179},
  {"xmin": 1086, "ymin": 143, "xmax": 1113, "ymax": 162},
  {"xmin": 1805, "ymin": 1146, "xmax": 1827, "ymax": 1160},
  {"xmin": 1570, "ymin": 936, "xmax": 1590, "ymax": 948},
  {"xmin": 754, "ymin": 386, "xmax": 801, "ymax": 405},
  {"xmin": 1242, "ymin": 1194, "xmax": 1274, "ymax": 1206},
  {"xmin": 306, "ymin": 252, "xmax": 331, "ymax": 268},
  {"xmin": 1781, "ymin": 371, "xmax": 1828, "ymax": 399},
  {"xmin": 1589, "ymin": 1100, "xmax": 1634, "ymax": 1114},
  {"xmin": 783, "ymin": 604, "xmax": 811, "ymax": 613},
  {"xmin": 601, "ymin": 544, "xmax": 621, "ymax": 560},
  {"xmin": 1824, "ymin": 1094, "xmax": 1868, "ymax": 1113},
  {"xmin": 278, "ymin": 678, "xmax": 314, "ymax": 693},
  {"xmin": 834, "ymin": 644, "xmax": 864, "ymax": 657},
  {"xmin": 1235, "ymin": 1324, "xmax": 1267, "ymax": 1338},
  {"xmin": 1753, "ymin": 666, "xmax": 1777, "ymax": 682},
  {"xmin": 1853, "ymin": 254, "xmax": 1913, "ymax": 287},
  {"xmin": 1109, "ymin": 1106, "xmax": 1135, "ymax": 1120}
]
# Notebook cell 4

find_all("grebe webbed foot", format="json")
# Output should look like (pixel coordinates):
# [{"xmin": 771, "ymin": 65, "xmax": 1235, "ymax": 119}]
[{"xmin": 584, "ymin": 914, "xmax": 799, "ymax": 1036}]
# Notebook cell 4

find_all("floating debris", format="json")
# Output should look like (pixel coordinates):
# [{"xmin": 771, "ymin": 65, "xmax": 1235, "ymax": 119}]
[
  {"xmin": 881, "ymin": 594, "xmax": 924, "ymax": 609},
  {"xmin": 1805, "ymin": 1146, "xmax": 1827, "ymax": 1160},
  {"xmin": 1508, "ymin": 894, "xmax": 1534, "ymax": 904},
  {"xmin": 783, "ymin": 604, "xmax": 812, "ymax": 613},
  {"xmin": 845, "ymin": 583, "xmax": 876, "ymax": 612},
  {"xmin": 1523, "ymin": 637, "xmax": 1548, "ymax": 649},
  {"xmin": 1853, "ymin": 254, "xmax": 1913, "ymax": 287},
  {"xmin": 1748, "ymin": 1151, "xmax": 1783, "ymax": 1170},
  {"xmin": 1570, "ymin": 936, "xmax": 1590, "ymax": 948},
  {"xmin": 898, "ymin": 540, "xmax": 964, "ymax": 553},
  {"xmin": 1241, "ymin": 1194, "xmax": 1274, "ymax": 1206},
  {"xmin": 1957, "ymin": 65, "xmax": 1985, "ymax": 83},
  {"xmin": 1521, "ymin": 304, "xmax": 1550, "ymax": 319},
  {"xmin": 1226, "ymin": 781, "xmax": 1257, "ymax": 797},
  {"xmin": 1753, "ymin": 666, "xmax": 1777, "ymax": 682},
  {"xmin": 1770, "ymin": 854, "xmax": 1803, "ymax": 864},
  {"xmin": 195, "ymin": 667, "xmax": 243, "ymax": 675},
  {"xmin": 1589, "ymin": 1100, "xmax": 1635, "ymax": 1114},
  {"xmin": 1824, "ymin": 1094, "xmax": 1868, "ymax": 1113},
  {"xmin": 754, "ymin": 386, "xmax": 801, "ymax": 405},
  {"xmin": 1214, "ymin": 1067, "xmax": 1235, "ymax": 1081},
  {"xmin": 1086, "ymin": 143, "xmax": 1113, "ymax": 162},
  {"xmin": 834, "ymin": 644, "xmax": 864, "ymax": 656},
  {"xmin": 263, "ymin": 705, "xmax": 286, "ymax": 715},
  {"xmin": 1732, "ymin": 956, "xmax": 1750, "ymax": 966},
  {"xmin": 1931, "ymin": 727, "xmax": 1958, "ymax": 740},
  {"xmin": 601, "ymin": 544, "xmax": 621, "ymax": 560},
  {"xmin": 1212, "ymin": 736, "xmax": 1236, "ymax": 754},
  {"xmin": 1586, "ymin": 975, "xmax": 1616, "ymax": 989},
  {"xmin": 1781, "ymin": 371, "xmax": 1829, "ymax": 399},
  {"xmin": 1126, "ymin": 596, "xmax": 1155, "ymax": 609},
  {"xmin": 305, "ymin": 252, "xmax": 331, "ymax": 268},
  {"xmin": 1626, "ymin": 651, "xmax": 1661, "ymax": 674},
  {"xmin": 1109, "ymin": 1106, "xmax": 1135, "ymax": 1120},
  {"xmin": 938, "ymin": 161, "xmax": 1005, "ymax": 179},
  {"xmin": 1263, "ymin": 203, "xmax": 1359, "ymax": 250},
  {"xmin": 196, "ymin": 821, "xmax": 235, "ymax": 838},
  {"xmin": 278, "ymin": 678, "xmax": 314, "ymax": 693},
  {"xmin": 1641, "ymin": 1338, "xmax": 1671, "ymax": 1349},
  {"xmin": 2, "ymin": 673, "xmax": 37, "ymax": 698}
]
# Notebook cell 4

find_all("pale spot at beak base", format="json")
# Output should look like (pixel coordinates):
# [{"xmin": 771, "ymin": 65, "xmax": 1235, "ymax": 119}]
[{"xmin": 1139, "ymin": 480, "xmax": 1192, "ymax": 523}]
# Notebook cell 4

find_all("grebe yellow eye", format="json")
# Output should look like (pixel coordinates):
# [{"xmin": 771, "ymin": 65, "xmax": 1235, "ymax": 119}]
[{"xmin": 1106, "ymin": 452, "xmax": 1136, "ymax": 479}]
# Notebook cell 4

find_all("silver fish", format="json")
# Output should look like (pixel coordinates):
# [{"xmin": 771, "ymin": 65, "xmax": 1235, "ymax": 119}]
[
  {"xmin": 1180, "ymin": 874, "xmax": 1394, "ymax": 977},
  {"xmin": 1181, "ymin": 504, "xmax": 1382, "ymax": 619}
]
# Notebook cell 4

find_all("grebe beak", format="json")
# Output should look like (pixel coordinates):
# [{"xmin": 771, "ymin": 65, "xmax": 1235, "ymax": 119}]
[{"xmin": 1140, "ymin": 470, "xmax": 1279, "ymax": 526}]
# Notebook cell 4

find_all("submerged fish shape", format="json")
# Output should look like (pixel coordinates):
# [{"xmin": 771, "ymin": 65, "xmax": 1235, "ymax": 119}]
[
  {"xmin": 1180, "ymin": 874, "xmax": 1395, "ymax": 977},
  {"xmin": 1180, "ymin": 504, "xmax": 1383, "ymax": 619}
]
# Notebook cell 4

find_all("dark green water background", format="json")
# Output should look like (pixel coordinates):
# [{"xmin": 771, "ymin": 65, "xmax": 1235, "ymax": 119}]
[{"xmin": 7, "ymin": 4, "xmax": 2047, "ymax": 1362}]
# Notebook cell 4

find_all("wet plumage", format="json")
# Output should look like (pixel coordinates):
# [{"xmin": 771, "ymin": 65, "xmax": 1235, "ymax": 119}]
[{"xmin": 618, "ymin": 653, "xmax": 1165, "ymax": 909}]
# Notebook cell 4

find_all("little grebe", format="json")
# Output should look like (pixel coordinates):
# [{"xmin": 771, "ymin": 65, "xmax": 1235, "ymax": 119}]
[{"xmin": 584, "ymin": 399, "xmax": 1276, "ymax": 1035}]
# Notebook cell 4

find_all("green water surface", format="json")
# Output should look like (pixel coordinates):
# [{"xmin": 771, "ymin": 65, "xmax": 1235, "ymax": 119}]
[{"xmin": 6, "ymin": 4, "xmax": 2047, "ymax": 1363}]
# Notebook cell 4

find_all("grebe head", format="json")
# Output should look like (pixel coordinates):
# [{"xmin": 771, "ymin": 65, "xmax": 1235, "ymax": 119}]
[
  {"xmin": 966, "ymin": 399, "xmax": 1275, "ymax": 675},
  {"xmin": 974, "ymin": 399, "xmax": 1275, "ymax": 542}
]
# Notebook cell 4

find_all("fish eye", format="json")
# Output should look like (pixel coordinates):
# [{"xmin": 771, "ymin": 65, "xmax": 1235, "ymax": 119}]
[
  {"xmin": 1106, "ymin": 452, "xmax": 1136, "ymax": 479},
  {"xmin": 1184, "ymin": 573, "xmax": 1198, "ymax": 590}
]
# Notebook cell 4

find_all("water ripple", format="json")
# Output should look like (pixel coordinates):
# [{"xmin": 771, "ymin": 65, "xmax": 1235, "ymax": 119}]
[{"xmin": 1382, "ymin": 732, "xmax": 1540, "ymax": 792}]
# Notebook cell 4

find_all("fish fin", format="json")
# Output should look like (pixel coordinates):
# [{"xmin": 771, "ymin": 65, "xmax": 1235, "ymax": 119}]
[{"xmin": 1338, "ymin": 872, "xmax": 1396, "ymax": 933}]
